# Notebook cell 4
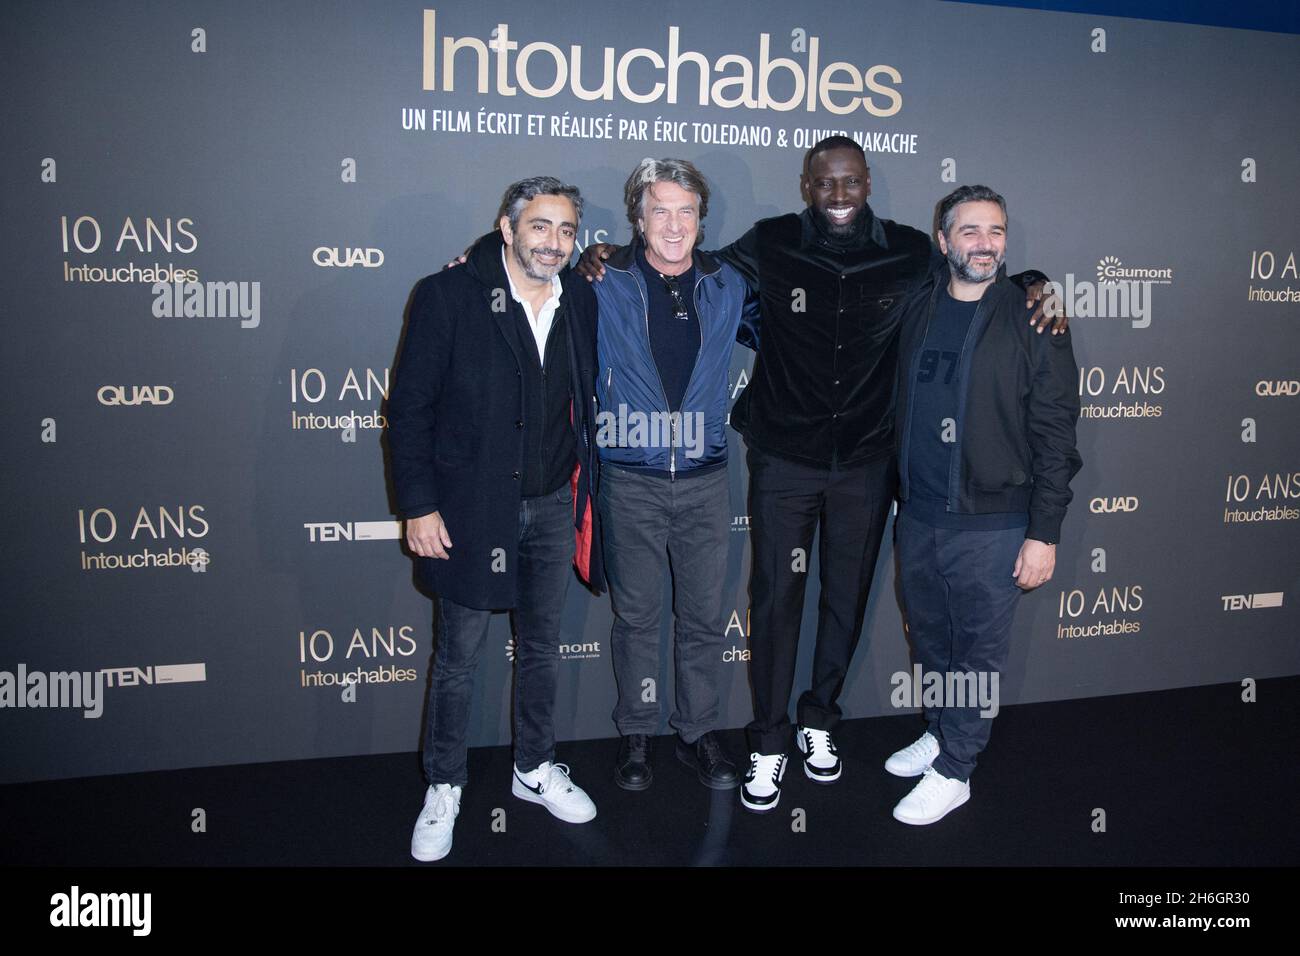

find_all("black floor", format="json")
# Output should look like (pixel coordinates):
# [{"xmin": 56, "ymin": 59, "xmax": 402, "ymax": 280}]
[{"xmin": 3, "ymin": 677, "xmax": 1297, "ymax": 867}]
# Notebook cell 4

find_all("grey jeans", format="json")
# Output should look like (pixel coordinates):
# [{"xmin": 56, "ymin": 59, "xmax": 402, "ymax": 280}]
[{"xmin": 598, "ymin": 464, "xmax": 730, "ymax": 743}]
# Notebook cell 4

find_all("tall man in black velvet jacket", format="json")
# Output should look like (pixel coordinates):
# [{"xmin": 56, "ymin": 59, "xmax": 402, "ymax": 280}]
[{"xmin": 580, "ymin": 136, "xmax": 1062, "ymax": 813}]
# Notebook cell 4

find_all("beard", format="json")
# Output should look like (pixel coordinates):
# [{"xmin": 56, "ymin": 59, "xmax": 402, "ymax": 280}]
[
  {"xmin": 946, "ymin": 244, "xmax": 1004, "ymax": 283},
  {"xmin": 815, "ymin": 199, "xmax": 868, "ymax": 237},
  {"xmin": 513, "ymin": 241, "xmax": 566, "ymax": 282}
]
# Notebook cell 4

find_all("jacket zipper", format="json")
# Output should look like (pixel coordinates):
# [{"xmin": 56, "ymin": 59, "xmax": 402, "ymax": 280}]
[
  {"xmin": 630, "ymin": 270, "xmax": 677, "ymax": 480},
  {"xmin": 900, "ymin": 281, "xmax": 942, "ymax": 502}
]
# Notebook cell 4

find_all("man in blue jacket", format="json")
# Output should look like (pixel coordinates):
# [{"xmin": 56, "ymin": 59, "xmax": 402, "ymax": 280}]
[
  {"xmin": 886, "ymin": 185, "xmax": 1081, "ymax": 824},
  {"xmin": 594, "ymin": 158, "xmax": 758, "ymax": 792},
  {"xmin": 387, "ymin": 176, "xmax": 605, "ymax": 861}
]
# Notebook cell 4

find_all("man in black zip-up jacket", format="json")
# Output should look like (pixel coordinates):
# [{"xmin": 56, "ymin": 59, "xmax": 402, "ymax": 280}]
[{"xmin": 885, "ymin": 185, "xmax": 1080, "ymax": 826}]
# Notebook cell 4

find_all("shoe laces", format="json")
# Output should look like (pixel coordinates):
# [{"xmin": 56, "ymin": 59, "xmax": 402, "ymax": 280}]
[
  {"xmin": 698, "ymin": 733, "xmax": 721, "ymax": 761},
  {"xmin": 748, "ymin": 752, "xmax": 784, "ymax": 783},
  {"xmin": 802, "ymin": 727, "xmax": 836, "ymax": 755},
  {"xmin": 901, "ymin": 733, "xmax": 935, "ymax": 760},
  {"xmin": 911, "ymin": 768, "xmax": 948, "ymax": 806},
  {"xmin": 543, "ymin": 762, "xmax": 575, "ymax": 794},
  {"xmin": 424, "ymin": 784, "xmax": 459, "ymax": 824}
]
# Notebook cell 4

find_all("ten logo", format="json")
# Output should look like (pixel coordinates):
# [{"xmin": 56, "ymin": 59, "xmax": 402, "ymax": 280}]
[{"xmin": 1221, "ymin": 592, "xmax": 1283, "ymax": 610}]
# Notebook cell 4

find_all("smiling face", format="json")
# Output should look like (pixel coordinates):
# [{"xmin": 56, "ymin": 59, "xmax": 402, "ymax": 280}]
[
  {"xmin": 938, "ymin": 199, "xmax": 1007, "ymax": 285},
  {"xmin": 802, "ymin": 146, "xmax": 871, "ymax": 237},
  {"xmin": 499, "ymin": 193, "xmax": 578, "ymax": 283},
  {"xmin": 637, "ymin": 180, "xmax": 700, "ymax": 276}
]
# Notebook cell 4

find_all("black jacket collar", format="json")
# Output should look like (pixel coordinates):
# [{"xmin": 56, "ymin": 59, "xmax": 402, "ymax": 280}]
[
  {"xmin": 924, "ymin": 260, "xmax": 1015, "ymax": 304},
  {"xmin": 799, "ymin": 204, "xmax": 888, "ymax": 252},
  {"xmin": 465, "ymin": 229, "xmax": 576, "ymax": 292}
]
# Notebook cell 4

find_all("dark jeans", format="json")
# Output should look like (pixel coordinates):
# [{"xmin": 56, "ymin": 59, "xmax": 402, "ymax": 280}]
[
  {"xmin": 422, "ymin": 484, "xmax": 573, "ymax": 787},
  {"xmin": 745, "ymin": 447, "xmax": 896, "ymax": 755},
  {"xmin": 599, "ymin": 465, "xmax": 729, "ymax": 744},
  {"xmin": 895, "ymin": 509, "xmax": 1024, "ymax": 782}
]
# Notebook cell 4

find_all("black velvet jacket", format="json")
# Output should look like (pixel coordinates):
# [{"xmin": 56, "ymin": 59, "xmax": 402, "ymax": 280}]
[{"xmin": 718, "ymin": 206, "xmax": 1043, "ymax": 468}]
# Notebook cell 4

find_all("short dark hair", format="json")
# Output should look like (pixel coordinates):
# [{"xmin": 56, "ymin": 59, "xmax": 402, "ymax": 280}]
[
  {"xmin": 937, "ymin": 185, "xmax": 1007, "ymax": 236},
  {"xmin": 803, "ymin": 135, "xmax": 865, "ymax": 175},
  {"xmin": 622, "ymin": 158, "xmax": 710, "ymax": 233},
  {"xmin": 496, "ymin": 176, "xmax": 584, "ymax": 232}
]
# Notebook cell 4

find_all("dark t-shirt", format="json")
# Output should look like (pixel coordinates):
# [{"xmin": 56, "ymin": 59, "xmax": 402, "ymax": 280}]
[
  {"xmin": 905, "ymin": 287, "xmax": 1027, "ymax": 531},
  {"xmin": 636, "ymin": 243, "xmax": 700, "ymax": 414}
]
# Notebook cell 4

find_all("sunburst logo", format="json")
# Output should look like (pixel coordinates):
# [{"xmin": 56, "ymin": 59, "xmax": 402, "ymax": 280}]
[
  {"xmin": 1097, "ymin": 256, "xmax": 1122, "ymax": 284},
  {"xmin": 504, "ymin": 638, "xmax": 516, "ymax": 662}
]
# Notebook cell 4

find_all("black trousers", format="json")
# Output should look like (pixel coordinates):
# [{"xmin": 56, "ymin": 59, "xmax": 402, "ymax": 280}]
[{"xmin": 744, "ymin": 446, "xmax": 896, "ymax": 755}]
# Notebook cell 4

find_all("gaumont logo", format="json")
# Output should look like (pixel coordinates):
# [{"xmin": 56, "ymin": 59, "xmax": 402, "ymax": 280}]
[
  {"xmin": 304, "ymin": 520, "xmax": 402, "ymax": 542},
  {"xmin": 1089, "ymin": 496, "xmax": 1139, "ymax": 514},
  {"xmin": 1096, "ymin": 256, "xmax": 1172, "ymax": 285},
  {"xmin": 1220, "ymin": 592, "xmax": 1283, "ymax": 610},
  {"xmin": 421, "ymin": 10, "xmax": 903, "ymax": 115},
  {"xmin": 98, "ymin": 385, "xmax": 173, "ymax": 406},
  {"xmin": 1256, "ymin": 380, "xmax": 1299, "ymax": 397},
  {"xmin": 313, "ymin": 246, "xmax": 384, "ymax": 268}
]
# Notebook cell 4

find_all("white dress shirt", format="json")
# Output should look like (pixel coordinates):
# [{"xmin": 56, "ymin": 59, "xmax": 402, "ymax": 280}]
[{"xmin": 502, "ymin": 247, "xmax": 563, "ymax": 366}]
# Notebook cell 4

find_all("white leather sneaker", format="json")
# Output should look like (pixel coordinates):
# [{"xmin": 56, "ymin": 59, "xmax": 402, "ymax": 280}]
[
  {"xmin": 411, "ymin": 783, "xmax": 461, "ymax": 862},
  {"xmin": 796, "ymin": 725, "xmax": 841, "ymax": 783},
  {"xmin": 892, "ymin": 767, "xmax": 970, "ymax": 825},
  {"xmin": 740, "ymin": 752, "xmax": 787, "ymax": 812},
  {"xmin": 511, "ymin": 761, "xmax": 597, "ymax": 823},
  {"xmin": 885, "ymin": 731, "xmax": 940, "ymax": 777}
]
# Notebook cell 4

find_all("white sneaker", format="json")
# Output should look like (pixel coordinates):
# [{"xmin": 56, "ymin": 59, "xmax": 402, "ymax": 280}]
[
  {"xmin": 796, "ymin": 725, "xmax": 841, "ymax": 783},
  {"xmin": 892, "ymin": 767, "xmax": 970, "ymax": 825},
  {"xmin": 885, "ymin": 731, "xmax": 940, "ymax": 778},
  {"xmin": 411, "ymin": 783, "xmax": 461, "ymax": 862},
  {"xmin": 740, "ymin": 752, "xmax": 787, "ymax": 813},
  {"xmin": 511, "ymin": 761, "xmax": 597, "ymax": 823}
]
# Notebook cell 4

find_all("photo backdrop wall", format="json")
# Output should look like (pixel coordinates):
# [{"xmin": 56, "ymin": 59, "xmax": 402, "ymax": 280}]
[{"xmin": 3, "ymin": 0, "xmax": 1297, "ymax": 783}]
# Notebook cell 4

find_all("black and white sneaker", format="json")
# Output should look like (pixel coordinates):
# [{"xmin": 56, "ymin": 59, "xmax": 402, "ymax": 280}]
[
  {"xmin": 740, "ymin": 752, "xmax": 786, "ymax": 813},
  {"xmin": 796, "ymin": 725, "xmax": 841, "ymax": 783}
]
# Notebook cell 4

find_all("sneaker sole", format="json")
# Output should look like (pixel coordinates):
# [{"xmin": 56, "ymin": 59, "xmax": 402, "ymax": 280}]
[
  {"xmin": 411, "ymin": 840, "xmax": 452, "ymax": 863},
  {"xmin": 802, "ymin": 761, "xmax": 842, "ymax": 784},
  {"xmin": 891, "ymin": 788, "xmax": 970, "ymax": 826},
  {"xmin": 511, "ymin": 777, "xmax": 597, "ymax": 823},
  {"xmin": 796, "ymin": 732, "xmax": 840, "ymax": 784},
  {"xmin": 884, "ymin": 760, "xmax": 934, "ymax": 778},
  {"xmin": 740, "ymin": 788, "xmax": 781, "ymax": 813}
]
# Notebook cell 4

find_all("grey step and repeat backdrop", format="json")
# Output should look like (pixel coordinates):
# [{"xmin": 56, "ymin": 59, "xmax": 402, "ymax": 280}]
[{"xmin": 3, "ymin": 0, "xmax": 1297, "ymax": 784}]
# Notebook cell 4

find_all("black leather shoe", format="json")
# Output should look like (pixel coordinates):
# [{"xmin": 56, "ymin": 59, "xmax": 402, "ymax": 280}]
[
  {"xmin": 676, "ymin": 732, "xmax": 739, "ymax": 790},
  {"xmin": 615, "ymin": 734, "xmax": 653, "ymax": 791}
]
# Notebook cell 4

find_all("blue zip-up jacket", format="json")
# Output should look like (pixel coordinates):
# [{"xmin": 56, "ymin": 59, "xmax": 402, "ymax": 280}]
[{"xmin": 594, "ymin": 237, "xmax": 759, "ymax": 477}]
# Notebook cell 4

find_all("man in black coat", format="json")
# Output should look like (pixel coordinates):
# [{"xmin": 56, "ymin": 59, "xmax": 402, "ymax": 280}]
[
  {"xmin": 386, "ymin": 176, "xmax": 604, "ymax": 862},
  {"xmin": 885, "ymin": 185, "xmax": 1080, "ymax": 824}
]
